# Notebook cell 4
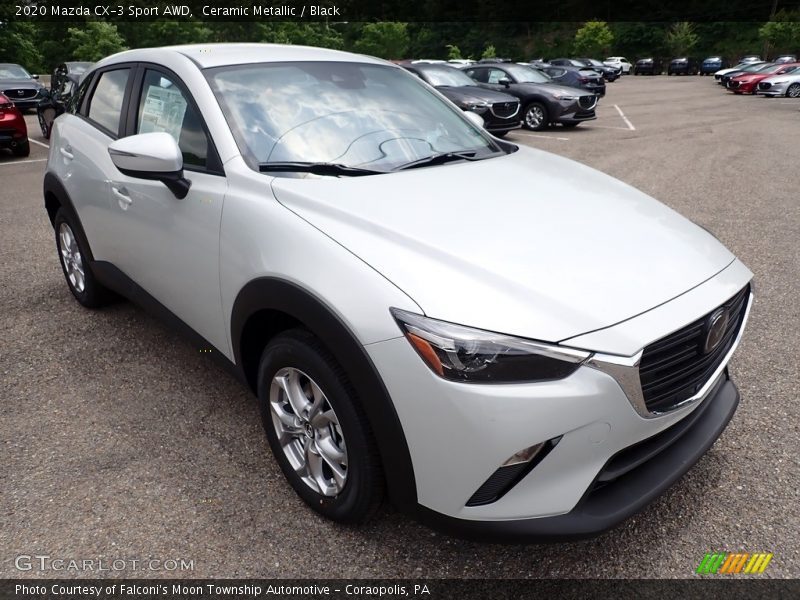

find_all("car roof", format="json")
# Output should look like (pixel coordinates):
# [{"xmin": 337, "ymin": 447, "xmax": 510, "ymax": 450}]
[{"xmin": 96, "ymin": 43, "xmax": 387, "ymax": 70}]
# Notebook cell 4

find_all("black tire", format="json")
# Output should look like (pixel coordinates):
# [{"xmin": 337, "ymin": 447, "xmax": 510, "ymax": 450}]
[
  {"xmin": 53, "ymin": 208, "xmax": 113, "ymax": 308},
  {"xmin": 492, "ymin": 130, "xmax": 509, "ymax": 138},
  {"xmin": 561, "ymin": 122, "xmax": 579, "ymax": 129},
  {"xmin": 257, "ymin": 329, "xmax": 384, "ymax": 523},
  {"xmin": 522, "ymin": 101, "xmax": 548, "ymax": 131},
  {"xmin": 12, "ymin": 140, "xmax": 30, "ymax": 157}
]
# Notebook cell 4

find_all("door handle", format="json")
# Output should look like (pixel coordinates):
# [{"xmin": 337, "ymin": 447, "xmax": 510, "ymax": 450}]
[
  {"xmin": 60, "ymin": 145, "xmax": 74, "ymax": 160},
  {"xmin": 111, "ymin": 185, "xmax": 132, "ymax": 209}
]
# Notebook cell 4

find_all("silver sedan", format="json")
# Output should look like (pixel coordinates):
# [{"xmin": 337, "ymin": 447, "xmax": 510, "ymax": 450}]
[{"xmin": 756, "ymin": 67, "xmax": 800, "ymax": 97}]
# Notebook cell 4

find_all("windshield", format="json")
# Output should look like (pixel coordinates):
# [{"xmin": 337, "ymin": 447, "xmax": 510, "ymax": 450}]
[
  {"xmin": 502, "ymin": 64, "xmax": 551, "ymax": 83},
  {"xmin": 422, "ymin": 67, "xmax": 476, "ymax": 87},
  {"xmin": 206, "ymin": 62, "xmax": 500, "ymax": 173},
  {"xmin": 583, "ymin": 59, "xmax": 603, "ymax": 66},
  {"xmin": 0, "ymin": 64, "xmax": 32, "ymax": 80}
]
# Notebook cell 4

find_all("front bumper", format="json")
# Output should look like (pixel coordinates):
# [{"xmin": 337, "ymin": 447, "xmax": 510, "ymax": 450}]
[
  {"xmin": 756, "ymin": 81, "xmax": 788, "ymax": 96},
  {"xmin": 414, "ymin": 374, "xmax": 738, "ymax": 542}
]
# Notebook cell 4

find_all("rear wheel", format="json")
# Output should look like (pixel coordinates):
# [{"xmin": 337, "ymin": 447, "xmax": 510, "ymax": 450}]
[
  {"xmin": 787, "ymin": 83, "xmax": 800, "ymax": 98},
  {"xmin": 257, "ymin": 329, "xmax": 384, "ymax": 523},
  {"xmin": 522, "ymin": 102, "xmax": 548, "ymax": 131},
  {"xmin": 54, "ymin": 209, "xmax": 113, "ymax": 308}
]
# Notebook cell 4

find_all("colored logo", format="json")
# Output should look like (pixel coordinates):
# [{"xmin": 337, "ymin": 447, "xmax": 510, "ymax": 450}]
[{"xmin": 696, "ymin": 552, "xmax": 773, "ymax": 574}]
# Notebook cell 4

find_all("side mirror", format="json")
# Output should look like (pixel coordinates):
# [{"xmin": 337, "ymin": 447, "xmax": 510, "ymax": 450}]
[
  {"xmin": 498, "ymin": 78, "xmax": 511, "ymax": 87},
  {"xmin": 32, "ymin": 74, "xmax": 39, "ymax": 79},
  {"xmin": 108, "ymin": 132, "xmax": 191, "ymax": 199},
  {"xmin": 464, "ymin": 111, "xmax": 485, "ymax": 129}
]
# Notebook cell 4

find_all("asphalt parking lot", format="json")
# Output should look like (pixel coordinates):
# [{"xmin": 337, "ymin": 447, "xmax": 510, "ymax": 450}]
[{"xmin": 1, "ymin": 75, "xmax": 798, "ymax": 579}]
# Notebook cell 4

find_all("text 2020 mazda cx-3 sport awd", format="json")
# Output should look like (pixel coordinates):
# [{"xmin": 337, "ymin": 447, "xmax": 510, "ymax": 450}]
[{"xmin": 44, "ymin": 44, "xmax": 753, "ymax": 541}]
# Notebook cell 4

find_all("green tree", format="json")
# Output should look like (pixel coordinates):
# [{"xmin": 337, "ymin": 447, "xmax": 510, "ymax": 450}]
[
  {"xmin": 573, "ymin": 21, "xmax": 614, "ymax": 57},
  {"xmin": 68, "ymin": 22, "xmax": 128, "ymax": 62},
  {"xmin": 759, "ymin": 11, "xmax": 800, "ymax": 54},
  {"xmin": 446, "ymin": 44, "xmax": 462, "ymax": 60},
  {"xmin": 353, "ymin": 22, "xmax": 409, "ymax": 59},
  {"xmin": 0, "ymin": 21, "xmax": 44, "ymax": 71},
  {"xmin": 665, "ymin": 22, "xmax": 699, "ymax": 56},
  {"xmin": 481, "ymin": 44, "xmax": 496, "ymax": 59}
]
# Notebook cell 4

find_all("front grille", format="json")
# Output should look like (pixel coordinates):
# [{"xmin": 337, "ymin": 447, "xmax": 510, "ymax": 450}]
[
  {"xmin": 489, "ymin": 101, "xmax": 519, "ymax": 119},
  {"xmin": 728, "ymin": 80, "xmax": 739, "ymax": 89},
  {"xmin": 578, "ymin": 95, "xmax": 598, "ymax": 110},
  {"xmin": 638, "ymin": 285, "xmax": 749, "ymax": 413},
  {"xmin": 3, "ymin": 88, "xmax": 37, "ymax": 100},
  {"xmin": 758, "ymin": 82, "xmax": 772, "ymax": 90}
]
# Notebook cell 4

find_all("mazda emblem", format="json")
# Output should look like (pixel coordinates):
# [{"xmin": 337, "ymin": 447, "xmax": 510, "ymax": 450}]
[{"xmin": 702, "ymin": 308, "xmax": 729, "ymax": 354}]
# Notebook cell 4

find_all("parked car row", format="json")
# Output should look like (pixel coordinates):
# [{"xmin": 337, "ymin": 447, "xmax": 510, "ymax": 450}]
[
  {"xmin": 402, "ymin": 60, "xmax": 602, "ymax": 133},
  {"xmin": 632, "ymin": 55, "xmax": 797, "ymax": 76},
  {"xmin": 713, "ymin": 59, "xmax": 800, "ymax": 97}
]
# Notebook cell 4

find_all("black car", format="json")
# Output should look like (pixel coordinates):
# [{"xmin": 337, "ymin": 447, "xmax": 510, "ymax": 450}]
[
  {"xmin": 37, "ymin": 62, "xmax": 93, "ymax": 139},
  {"xmin": 574, "ymin": 58, "xmax": 621, "ymax": 81},
  {"xmin": 462, "ymin": 62, "xmax": 598, "ymax": 131},
  {"xmin": 549, "ymin": 58, "xmax": 618, "ymax": 82},
  {"xmin": 538, "ymin": 64, "xmax": 606, "ymax": 96},
  {"xmin": 402, "ymin": 64, "xmax": 521, "ymax": 137},
  {"xmin": 0, "ymin": 63, "xmax": 46, "ymax": 110},
  {"xmin": 700, "ymin": 56, "xmax": 728, "ymax": 75},
  {"xmin": 634, "ymin": 58, "xmax": 661, "ymax": 75},
  {"xmin": 668, "ymin": 57, "xmax": 699, "ymax": 75}
]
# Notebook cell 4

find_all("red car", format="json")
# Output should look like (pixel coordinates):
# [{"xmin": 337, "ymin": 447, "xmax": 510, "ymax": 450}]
[
  {"xmin": 0, "ymin": 92, "xmax": 29, "ymax": 157},
  {"xmin": 728, "ymin": 62, "xmax": 800, "ymax": 94}
]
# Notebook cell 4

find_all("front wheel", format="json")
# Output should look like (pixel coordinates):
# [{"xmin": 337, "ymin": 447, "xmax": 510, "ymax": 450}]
[
  {"xmin": 787, "ymin": 83, "xmax": 800, "ymax": 98},
  {"xmin": 257, "ymin": 329, "xmax": 384, "ymax": 523},
  {"xmin": 522, "ymin": 102, "xmax": 548, "ymax": 131}
]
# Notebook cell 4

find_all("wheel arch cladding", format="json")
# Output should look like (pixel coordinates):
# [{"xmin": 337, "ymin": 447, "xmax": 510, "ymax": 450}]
[
  {"xmin": 231, "ymin": 277, "xmax": 418, "ymax": 511},
  {"xmin": 43, "ymin": 173, "xmax": 96, "ymax": 260}
]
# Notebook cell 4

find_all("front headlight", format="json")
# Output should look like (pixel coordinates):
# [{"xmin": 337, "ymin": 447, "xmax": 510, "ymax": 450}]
[
  {"xmin": 391, "ymin": 309, "xmax": 592, "ymax": 383},
  {"xmin": 770, "ymin": 79, "xmax": 789, "ymax": 85},
  {"xmin": 556, "ymin": 95, "xmax": 578, "ymax": 101},
  {"xmin": 462, "ymin": 101, "xmax": 490, "ymax": 113}
]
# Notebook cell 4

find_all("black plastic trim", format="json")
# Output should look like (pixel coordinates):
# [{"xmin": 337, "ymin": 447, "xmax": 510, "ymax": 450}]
[
  {"xmin": 414, "ymin": 377, "xmax": 739, "ymax": 543},
  {"xmin": 230, "ymin": 278, "xmax": 418, "ymax": 511},
  {"xmin": 42, "ymin": 173, "xmax": 93, "ymax": 260},
  {"xmin": 90, "ymin": 261, "xmax": 243, "ymax": 383}
]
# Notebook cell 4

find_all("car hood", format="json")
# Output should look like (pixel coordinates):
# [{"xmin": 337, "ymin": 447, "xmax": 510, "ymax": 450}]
[
  {"xmin": 437, "ymin": 85, "xmax": 518, "ymax": 105},
  {"xmin": 0, "ymin": 79, "xmax": 43, "ymax": 89},
  {"xmin": 270, "ymin": 147, "xmax": 734, "ymax": 344},
  {"xmin": 518, "ymin": 82, "xmax": 597, "ymax": 96}
]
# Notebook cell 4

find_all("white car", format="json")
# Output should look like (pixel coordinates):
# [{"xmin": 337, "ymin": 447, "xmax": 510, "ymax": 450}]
[
  {"xmin": 44, "ymin": 44, "xmax": 753, "ymax": 541},
  {"xmin": 756, "ymin": 68, "xmax": 800, "ymax": 97},
  {"xmin": 603, "ymin": 56, "xmax": 632, "ymax": 74}
]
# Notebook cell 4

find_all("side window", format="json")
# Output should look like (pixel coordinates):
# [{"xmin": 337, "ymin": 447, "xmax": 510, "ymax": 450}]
[
  {"xmin": 87, "ymin": 69, "xmax": 130, "ymax": 135},
  {"xmin": 67, "ymin": 76, "xmax": 91, "ymax": 115},
  {"xmin": 487, "ymin": 69, "xmax": 508, "ymax": 84},
  {"xmin": 466, "ymin": 68, "xmax": 488, "ymax": 83},
  {"xmin": 136, "ymin": 69, "xmax": 208, "ymax": 169}
]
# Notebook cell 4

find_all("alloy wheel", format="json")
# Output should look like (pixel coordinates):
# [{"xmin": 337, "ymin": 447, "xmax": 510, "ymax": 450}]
[
  {"xmin": 269, "ymin": 367, "xmax": 348, "ymax": 496},
  {"xmin": 787, "ymin": 84, "xmax": 800, "ymax": 98},
  {"xmin": 58, "ymin": 222, "xmax": 85, "ymax": 293},
  {"xmin": 525, "ymin": 105, "xmax": 545, "ymax": 129}
]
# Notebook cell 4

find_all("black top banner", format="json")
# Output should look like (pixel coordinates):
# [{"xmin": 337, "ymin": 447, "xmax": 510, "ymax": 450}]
[{"xmin": 3, "ymin": 0, "xmax": 799, "ymax": 22}]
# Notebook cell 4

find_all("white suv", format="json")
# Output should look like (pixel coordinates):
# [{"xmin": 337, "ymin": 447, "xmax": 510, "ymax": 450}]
[
  {"xmin": 44, "ymin": 44, "xmax": 752, "ymax": 541},
  {"xmin": 604, "ymin": 56, "xmax": 632, "ymax": 74}
]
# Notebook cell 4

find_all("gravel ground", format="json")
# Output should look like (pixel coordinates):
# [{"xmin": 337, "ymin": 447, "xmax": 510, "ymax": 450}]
[{"xmin": 1, "ymin": 75, "xmax": 798, "ymax": 579}]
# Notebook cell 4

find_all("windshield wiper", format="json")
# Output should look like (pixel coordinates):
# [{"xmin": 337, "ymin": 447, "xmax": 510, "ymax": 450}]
[
  {"xmin": 393, "ymin": 151, "xmax": 486, "ymax": 171},
  {"xmin": 258, "ymin": 161, "xmax": 385, "ymax": 177}
]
